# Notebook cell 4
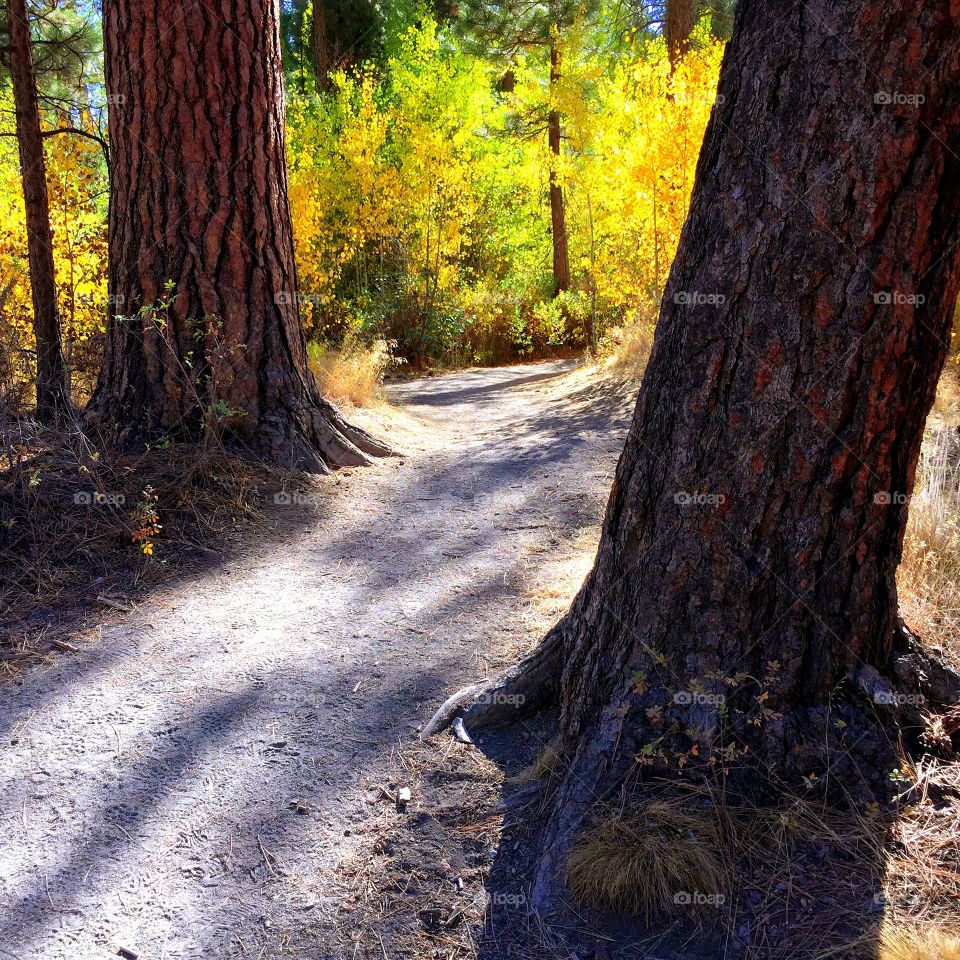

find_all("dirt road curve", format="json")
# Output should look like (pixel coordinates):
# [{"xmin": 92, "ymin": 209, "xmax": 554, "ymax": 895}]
[{"xmin": 0, "ymin": 361, "xmax": 636, "ymax": 960}]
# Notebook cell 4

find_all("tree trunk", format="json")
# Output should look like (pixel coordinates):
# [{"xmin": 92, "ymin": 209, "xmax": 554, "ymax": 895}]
[
  {"xmin": 311, "ymin": 0, "xmax": 332, "ymax": 91},
  {"xmin": 7, "ymin": 0, "xmax": 68, "ymax": 420},
  {"xmin": 665, "ymin": 0, "xmax": 696, "ymax": 71},
  {"xmin": 91, "ymin": 0, "xmax": 388, "ymax": 472},
  {"xmin": 548, "ymin": 40, "xmax": 570, "ymax": 296},
  {"xmin": 451, "ymin": 0, "xmax": 960, "ymax": 912}
]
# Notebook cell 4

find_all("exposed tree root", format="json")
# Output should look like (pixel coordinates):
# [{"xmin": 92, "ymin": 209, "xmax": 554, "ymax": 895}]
[
  {"xmin": 422, "ymin": 624, "xmax": 566, "ymax": 739},
  {"xmin": 251, "ymin": 394, "xmax": 394, "ymax": 473},
  {"xmin": 426, "ymin": 617, "xmax": 960, "ymax": 919},
  {"xmin": 421, "ymin": 681, "xmax": 490, "ymax": 739}
]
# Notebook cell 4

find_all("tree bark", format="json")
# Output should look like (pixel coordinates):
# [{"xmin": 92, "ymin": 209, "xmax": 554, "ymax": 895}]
[
  {"xmin": 91, "ymin": 0, "xmax": 389, "ymax": 472},
  {"xmin": 7, "ymin": 0, "xmax": 68, "ymax": 420},
  {"xmin": 665, "ymin": 0, "xmax": 696, "ymax": 71},
  {"xmin": 310, "ymin": 0, "xmax": 332, "ymax": 91},
  {"xmin": 548, "ymin": 39, "xmax": 570, "ymax": 296},
  {"xmin": 451, "ymin": 0, "xmax": 960, "ymax": 912}
]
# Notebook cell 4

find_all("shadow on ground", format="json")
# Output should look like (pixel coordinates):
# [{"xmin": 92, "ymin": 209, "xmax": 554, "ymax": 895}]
[{"xmin": 0, "ymin": 359, "xmax": 643, "ymax": 960}]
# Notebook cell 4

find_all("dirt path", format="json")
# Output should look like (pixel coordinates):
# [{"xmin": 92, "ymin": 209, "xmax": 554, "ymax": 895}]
[{"xmin": 0, "ymin": 360, "xmax": 637, "ymax": 960}]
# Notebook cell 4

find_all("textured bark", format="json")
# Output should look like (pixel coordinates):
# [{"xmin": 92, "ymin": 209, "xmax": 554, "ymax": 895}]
[
  {"xmin": 665, "ymin": 0, "xmax": 696, "ymax": 71},
  {"xmin": 548, "ymin": 40, "xmax": 570, "ymax": 296},
  {"xmin": 485, "ymin": 0, "xmax": 960, "ymax": 911},
  {"xmin": 92, "ymin": 0, "xmax": 388, "ymax": 471},
  {"xmin": 310, "ymin": 0, "xmax": 331, "ymax": 90},
  {"xmin": 8, "ymin": 0, "xmax": 68, "ymax": 419}
]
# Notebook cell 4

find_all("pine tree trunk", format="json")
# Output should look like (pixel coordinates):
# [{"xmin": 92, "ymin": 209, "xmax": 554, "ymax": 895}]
[
  {"xmin": 8, "ymin": 0, "xmax": 68, "ymax": 420},
  {"xmin": 452, "ymin": 0, "xmax": 960, "ymax": 911},
  {"xmin": 311, "ymin": 0, "xmax": 332, "ymax": 91},
  {"xmin": 548, "ymin": 40, "xmax": 570, "ymax": 296},
  {"xmin": 665, "ymin": 0, "xmax": 696, "ymax": 71},
  {"xmin": 91, "ymin": 0, "xmax": 388, "ymax": 472}
]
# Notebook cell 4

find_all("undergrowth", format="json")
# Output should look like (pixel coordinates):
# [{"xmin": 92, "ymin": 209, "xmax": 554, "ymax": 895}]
[
  {"xmin": 900, "ymin": 365, "xmax": 960, "ymax": 661},
  {"xmin": 0, "ymin": 410, "xmax": 284, "ymax": 642},
  {"xmin": 307, "ymin": 338, "xmax": 396, "ymax": 407}
]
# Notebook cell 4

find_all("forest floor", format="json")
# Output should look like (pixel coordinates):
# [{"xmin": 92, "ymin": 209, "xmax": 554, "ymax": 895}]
[{"xmin": 0, "ymin": 360, "xmax": 639, "ymax": 960}]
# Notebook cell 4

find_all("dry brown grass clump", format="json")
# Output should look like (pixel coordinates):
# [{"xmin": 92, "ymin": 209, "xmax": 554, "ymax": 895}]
[
  {"xmin": 510, "ymin": 742, "xmax": 564, "ymax": 784},
  {"xmin": 566, "ymin": 801, "xmax": 728, "ymax": 921},
  {"xmin": 308, "ymin": 338, "xmax": 395, "ymax": 407},
  {"xmin": 595, "ymin": 307, "xmax": 656, "ymax": 379},
  {"xmin": 880, "ymin": 926, "xmax": 960, "ymax": 960}
]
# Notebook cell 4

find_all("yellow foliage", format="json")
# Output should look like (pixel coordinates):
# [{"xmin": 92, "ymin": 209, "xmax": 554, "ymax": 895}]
[
  {"xmin": 285, "ymin": 18, "xmax": 723, "ymax": 364},
  {"xmin": 0, "ymin": 93, "xmax": 108, "ymax": 400}
]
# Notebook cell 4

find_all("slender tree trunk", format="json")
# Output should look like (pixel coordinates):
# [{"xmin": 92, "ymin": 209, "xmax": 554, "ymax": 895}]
[
  {"xmin": 665, "ymin": 0, "xmax": 696, "ymax": 71},
  {"xmin": 311, "ymin": 0, "xmax": 331, "ymax": 91},
  {"xmin": 91, "ymin": 0, "xmax": 388, "ymax": 472},
  {"xmin": 7, "ymin": 0, "xmax": 68, "ymax": 419},
  {"xmin": 448, "ymin": 0, "xmax": 960, "ymax": 912},
  {"xmin": 548, "ymin": 39, "xmax": 570, "ymax": 297}
]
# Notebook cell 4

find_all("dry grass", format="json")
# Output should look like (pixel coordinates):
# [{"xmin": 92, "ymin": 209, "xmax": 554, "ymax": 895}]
[
  {"xmin": 566, "ymin": 801, "xmax": 728, "ymax": 921},
  {"xmin": 880, "ymin": 925, "xmax": 960, "ymax": 960},
  {"xmin": 899, "ymin": 366, "xmax": 960, "ymax": 658},
  {"xmin": 308, "ymin": 338, "xmax": 395, "ymax": 407},
  {"xmin": 510, "ymin": 742, "xmax": 563, "ymax": 784},
  {"xmin": 595, "ymin": 309, "xmax": 656, "ymax": 379},
  {"xmin": 0, "ymin": 412, "xmax": 273, "ymax": 642},
  {"xmin": 562, "ymin": 776, "xmax": 960, "ymax": 958}
]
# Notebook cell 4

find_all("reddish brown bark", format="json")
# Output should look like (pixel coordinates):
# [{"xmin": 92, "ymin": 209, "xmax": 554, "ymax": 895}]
[
  {"xmin": 459, "ymin": 0, "xmax": 960, "ymax": 911},
  {"xmin": 7, "ymin": 0, "xmax": 68, "ymax": 419},
  {"xmin": 665, "ymin": 0, "xmax": 696, "ymax": 71},
  {"xmin": 91, "ymin": 0, "xmax": 388, "ymax": 471},
  {"xmin": 548, "ymin": 39, "xmax": 569, "ymax": 296},
  {"xmin": 310, "ymin": 0, "xmax": 331, "ymax": 90}
]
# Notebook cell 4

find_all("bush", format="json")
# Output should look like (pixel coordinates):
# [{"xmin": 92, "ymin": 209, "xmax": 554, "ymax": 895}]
[{"xmin": 307, "ymin": 337, "xmax": 396, "ymax": 406}]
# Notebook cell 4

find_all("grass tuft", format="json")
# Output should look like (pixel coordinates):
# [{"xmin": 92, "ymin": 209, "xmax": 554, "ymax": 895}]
[
  {"xmin": 880, "ymin": 926, "xmax": 960, "ymax": 960},
  {"xmin": 308, "ymin": 338, "xmax": 395, "ymax": 407},
  {"xmin": 595, "ymin": 310, "xmax": 656, "ymax": 380},
  {"xmin": 511, "ymin": 743, "xmax": 563, "ymax": 784},
  {"xmin": 566, "ymin": 801, "xmax": 728, "ymax": 921}
]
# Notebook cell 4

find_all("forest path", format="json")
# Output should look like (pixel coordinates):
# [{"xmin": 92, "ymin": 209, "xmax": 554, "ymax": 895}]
[{"xmin": 0, "ymin": 360, "xmax": 637, "ymax": 960}]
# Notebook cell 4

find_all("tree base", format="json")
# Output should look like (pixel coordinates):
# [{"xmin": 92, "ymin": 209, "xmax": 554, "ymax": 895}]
[
  {"xmin": 246, "ymin": 392, "xmax": 393, "ymax": 473},
  {"xmin": 88, "ymin": 382, "xmax": 393, "ymax": 474},
  {"xmin": 428, "ymin": 621, "xmax": 960, "ymax": 914}
]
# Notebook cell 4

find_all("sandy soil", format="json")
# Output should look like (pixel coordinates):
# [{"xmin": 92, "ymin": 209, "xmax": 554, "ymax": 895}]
[{"xmin": 0, "ymin": 360, "xmax": 637, "ymax": 960}]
